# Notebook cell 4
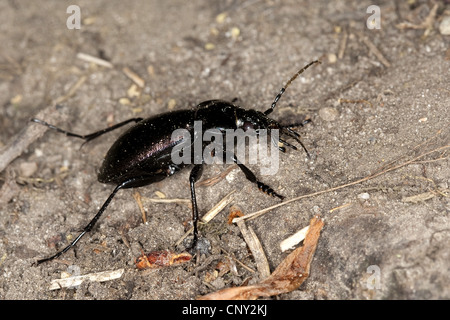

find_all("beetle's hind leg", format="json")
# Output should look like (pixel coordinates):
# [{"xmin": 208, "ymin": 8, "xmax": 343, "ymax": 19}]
[
  {"xmin": 35, "ymin": 177, "xmax": 143, "ymax": 264},
  {"xmin": 31, "ymin": 117, "xmax": 143, "ymax": 145}
]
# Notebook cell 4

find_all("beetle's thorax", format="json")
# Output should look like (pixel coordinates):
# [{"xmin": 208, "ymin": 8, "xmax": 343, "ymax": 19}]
[{"xmin": 194, "ymin": 100, "xmax": 280, "ymax": 132}]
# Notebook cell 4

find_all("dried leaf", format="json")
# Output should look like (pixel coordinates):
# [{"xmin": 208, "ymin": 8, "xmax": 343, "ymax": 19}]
[
  {"xmin": 228, "ymin": 206, "xmax": 244, "ymax": 224},
  {"xmin": 198, "ymin": 215, "xmax": 324, "ymax": 300}
]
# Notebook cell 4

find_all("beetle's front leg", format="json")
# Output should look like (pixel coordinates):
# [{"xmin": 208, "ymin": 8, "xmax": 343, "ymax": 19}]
[
  {"xmin": 189, "ymin": 164, "xmax": 204, "ymax": 250},
  {"xmin": 226, "ymin": 152, "xmax": 284, "ymax": 200}
]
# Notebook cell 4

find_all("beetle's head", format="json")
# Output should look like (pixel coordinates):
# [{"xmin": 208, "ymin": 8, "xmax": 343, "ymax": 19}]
[
  {"xmin": 234, "ymin": 108, "xmax": 310, "ymax": 156},
  {"xmin": 234, "ymin": 108, "xmax": 280, "ymax": 132}
]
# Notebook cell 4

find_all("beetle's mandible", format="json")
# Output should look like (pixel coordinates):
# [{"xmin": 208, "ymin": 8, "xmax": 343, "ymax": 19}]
[{"xmin": 32, "ymin": 60, "xmax": 320, "ymax": 264}]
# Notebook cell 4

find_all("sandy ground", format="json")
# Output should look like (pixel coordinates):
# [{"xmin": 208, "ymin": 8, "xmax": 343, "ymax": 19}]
[{"xmin": 0, "ymin": 0, "xmax": 449, "ymax": 300}]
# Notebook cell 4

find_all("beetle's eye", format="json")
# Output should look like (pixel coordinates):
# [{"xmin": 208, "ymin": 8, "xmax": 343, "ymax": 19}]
[{"xmin": 242, "ymin": 121, "xmax": 254, "ymax": 131}]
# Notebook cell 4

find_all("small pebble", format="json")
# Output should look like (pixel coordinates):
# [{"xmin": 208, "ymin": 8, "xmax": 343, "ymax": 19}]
[
  {"xmin": 119, "ymin": 97, "xmax": 131, "ymax": 105},
  {"xmin": 328, "ymin": 53, "xmax": 337, "ymax": 64},
  {"xmin": 167, "ymin": 98, "xmax": 177, "ymax": 110},
  {"xmin": 205, "ymin": 43, "xmax": 215, "ymax": 50},
  {"xmin": 19, "ymin": 162, "xmax": 38, "ymax": 177},
  {"xmin": 216, "ymin": 12, "xmax": 227, "ymax": 24},
  {"xmin": 439, "ymin": 16, "xmax": 450, "ymax": 35},
  {"xmin": 230, "ymin": 27, "xmax": 240, "ymax": 39},
  {"xmin": 358, "ymin": 192, "xmax": 370, "ymax": 200},
  {"xmin": 127, "ymin": 84, "xmax": 140, "ymax": 98}
]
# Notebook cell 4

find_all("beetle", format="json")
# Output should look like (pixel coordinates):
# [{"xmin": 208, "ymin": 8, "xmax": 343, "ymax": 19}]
[{"xmin": 32, "ymin": 60, "xmax": 320, "ymax": 264}]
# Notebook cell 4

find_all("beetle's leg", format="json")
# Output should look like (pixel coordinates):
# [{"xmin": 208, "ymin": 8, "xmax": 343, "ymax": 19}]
[
  {"xmin": 279, "ymin": 138, "xmax": 297, "ymax": 151},
  {"xmin": 189, "ymin": 164, "xmax": 204, "ymax": 249},
  {"xmin": 226, "ymin": 152, "xmax": 284, "ymax": 200},
  {"xmin": 36, "ymin": 177, "xmax": 142, "ymax": 264},
  {"xmin": 280, "ymin": 126, "xmax": 311, "ymax": 158},
  {"xmin": 31, "ymin": 117, "xmax": 143, "ymax": 144}
]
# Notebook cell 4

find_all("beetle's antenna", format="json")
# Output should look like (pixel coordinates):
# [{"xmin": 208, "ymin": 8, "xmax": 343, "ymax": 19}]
[{"xmin": 264, "ymin": 60, "xmax": 321, "ymax": 116}]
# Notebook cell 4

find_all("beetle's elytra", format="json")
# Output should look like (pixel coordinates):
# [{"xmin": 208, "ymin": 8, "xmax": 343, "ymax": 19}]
[{"xmin": 32, "ymin": 60, "xmax": 320, "ymax": 264}]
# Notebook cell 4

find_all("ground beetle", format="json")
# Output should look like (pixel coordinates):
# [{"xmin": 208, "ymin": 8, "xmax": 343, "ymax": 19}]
[{"xmin": 32, "ymin": 60, "xmax": 320, "ymax": 264}]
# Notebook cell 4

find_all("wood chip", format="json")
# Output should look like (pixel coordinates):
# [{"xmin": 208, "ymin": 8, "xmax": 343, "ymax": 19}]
[
  {"xmin": 127, "ymin": 84, "xmax": 141, "ymax": 98},
  {"xmin": 76, "ymin": 52, "xmax": 113, "ymax": 68},
  {"xmin": 279, "ymin": 225, "xmax": 310, "ymax": 252},
  {"xmin": 122, "ymin": 67, "xmax": 145, "ymax": 88},
  {"xmin": 48, "ymin": 268, "xmax": 124, "ymax": 290}
]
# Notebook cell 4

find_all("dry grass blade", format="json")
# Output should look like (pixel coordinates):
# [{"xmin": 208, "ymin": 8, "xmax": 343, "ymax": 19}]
[
  {"xmin": 198, "ymin": 215, "xmax": 324, "ymax": 300},
  {"xmin": 76, "ymin": 52, "xmax": 114, "ymax": 68},
  {"xmin": 141, "ymin": 197, "xmax": 190, "ymax": 204},
  {"xmin": 197, "ymin": 165, "xmax": 237, "ymax": 187},
  {"xmin": 175, "ymin": 191, "xmax": 235, "ymax": 246},
  {"xmin": 356, "ymin": 31, "xmax": 391, "ymax": 67},
  {"xmin": 234, "ymin": 206, "xmax": 270, "ymax": 279},
  {"xmin": 133, "ymin": 191, "xmax": 147, "ymax": 223},
  {"xmin": 53, "ymin": 76, "xmax": 87, "ymax": 105},
  {"xmin": 233, "ymin": 129, "xmax": 449, "ymax": 223},
  {"xmin": 122, "ymin": 67, "xmax": 145, "ymax": 88}
]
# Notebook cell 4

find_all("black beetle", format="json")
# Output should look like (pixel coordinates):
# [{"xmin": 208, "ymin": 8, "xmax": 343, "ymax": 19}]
[{"xmin": 32, "ymin": 60, "xmax": 320, "ymax": 264}]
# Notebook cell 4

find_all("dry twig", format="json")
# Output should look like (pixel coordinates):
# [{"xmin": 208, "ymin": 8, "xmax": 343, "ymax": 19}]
[
  {"xmin": 356, "ymin": 32, "xmax": 391, "ymax": 67},
  {"xmin": 0, "ymin": 106, "xmax": 66, "ymax": 174},
  {"xmin": 0, "ymin": 74, "xmax": 89, "ymax": 174},
  {"xmin": 396, "ymin": 3, "xmax": 439, "ymax": 36}
]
